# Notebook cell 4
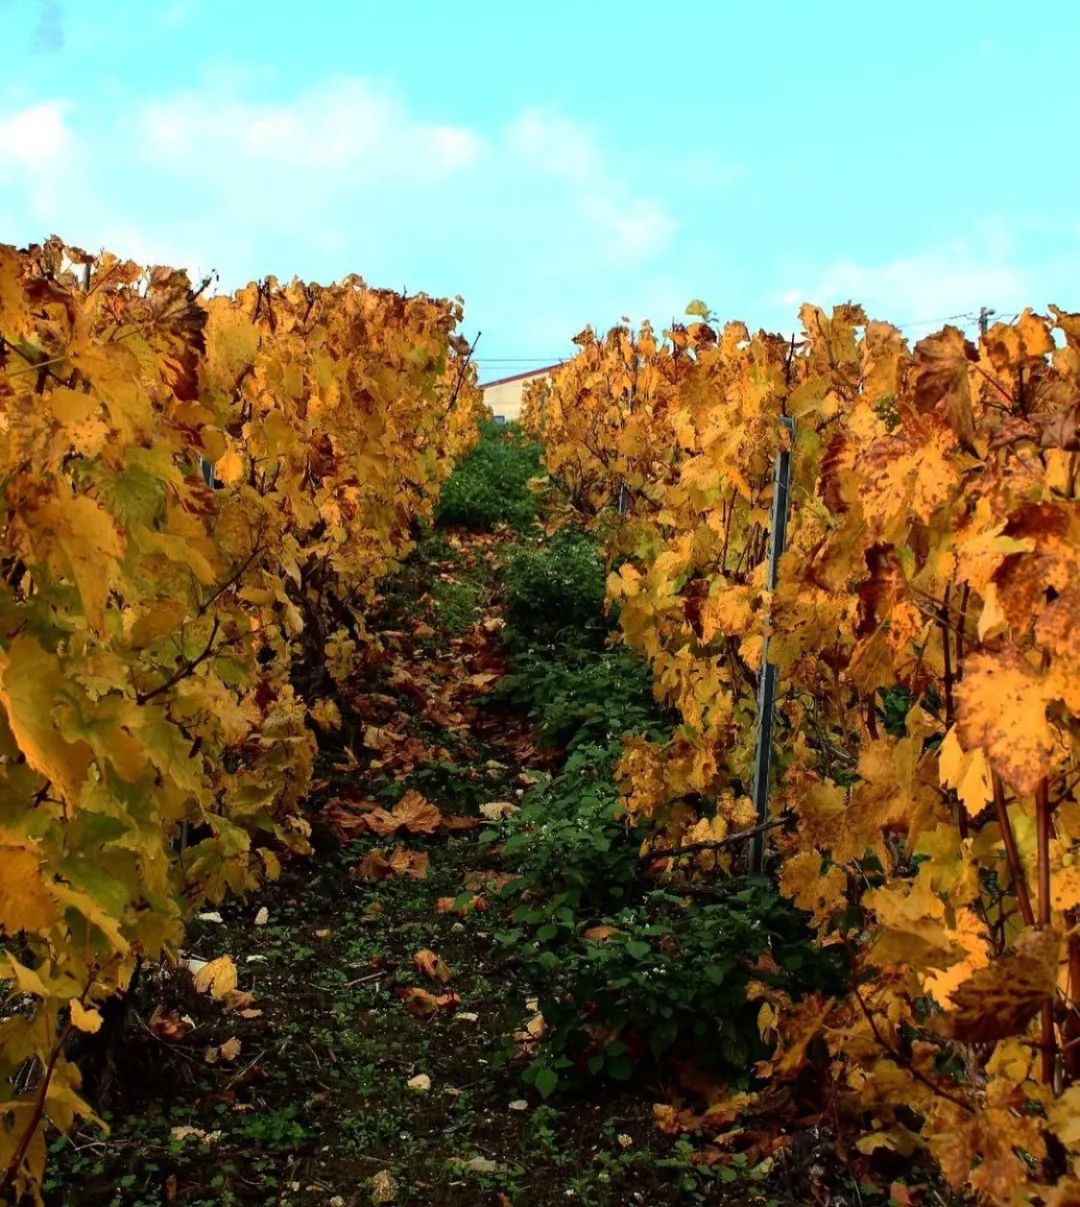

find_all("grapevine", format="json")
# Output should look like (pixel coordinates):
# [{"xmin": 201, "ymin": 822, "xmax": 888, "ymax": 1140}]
[
  {"xmin": 525, "ymin": 302, "xmax": 1080, "ymax": 1203},
  {"xmin": 0, "ymin": 237, "xmax": 484, "ymax": 1201}
]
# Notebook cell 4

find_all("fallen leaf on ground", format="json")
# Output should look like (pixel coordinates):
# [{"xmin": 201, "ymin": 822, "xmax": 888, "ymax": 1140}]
[
  {"xmin": 457, "ymin": 1156, "xmax": 506, "ymax": 1174},
  {"xmin": 219, "ymin": 1036, "xmax": 242, "ymax": 1061},
  {"xmin": 398, "ymin": 987, "xmax": 461, "ymax": 1017},
  {"xmin": 353, "ymin": 847, "xmax": 430, "ymax": 881},
  {"xmin": 319, "ymin": 799, "xmax": 371, "ymax": 843},
  {"xmin": 463, "ymin": 870, "xmax": 520, "ymax": 893},
  {"xmin": 192, "ymin": 955, "xmax": 238, "ymax": 1000},
  {"xmin": 370, "ymin": 1169, "xmax": 398, "ymax": 1203},
  {"xmin": 149, "ymin": 1006, "xmax": 192, "ymax": 1042},
  {"xmin": 357, "ymin": 805, "xmax": 400, "ymax": 836},
  {"xmin": 170, "ymin": 1126, "xmax": 220, "ymax": 1144},
  {"xmin": 204, "ymin": 1036, "xmax": 242, "ymax": 1063},
  {"xmin": 440, "ymin": 815, "xmax": 480, "ymax": 832},
  {"xmin": 413, "ymin": 949, "xmax": 452, "ymax": 983},
  {"xmin": 466, "ymin": 672, "xmax": 499, "ymax": 689},
  {"xmin": 435, "ymin": 892, "xmax": 488, "ymax": 914},
  {"xmin": 583, "ymin": 925, "xmax": 620, "ymax": 941},
  {"xmin": 478, "ymin": 801, "xmax": 518, "ymax": 821},
  {"xmin": 388, "ymin": 847, "xmax": 430, "ymax": 879},
  {"xmin": 392, "ymin": 790, "xmax": 443, "ymax": 834},
  {"xmin": 223, "ymin": 989, "xmax": 255, "ymax": 1012}
]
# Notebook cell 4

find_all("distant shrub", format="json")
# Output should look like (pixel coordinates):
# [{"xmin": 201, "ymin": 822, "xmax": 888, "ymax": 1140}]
[{"xmin": 435, "ymin": 421, "xmax": 542, "ymax": 531}]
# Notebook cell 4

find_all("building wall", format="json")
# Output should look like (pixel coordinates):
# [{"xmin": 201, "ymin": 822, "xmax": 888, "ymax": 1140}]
[
  {"xmin": 481, "ymin": 366, "xmax": 558, "ymax": 422},
  {"xmin": 482, "ymin": 377, "xmax": 528, "ymax": 422}
]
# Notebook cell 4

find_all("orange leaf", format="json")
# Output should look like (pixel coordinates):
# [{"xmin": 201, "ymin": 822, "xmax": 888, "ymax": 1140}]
[
  {"xmin": 397, "ymin": 987, "xmax": 460, "ymax": 1018},
  {"xmin": 392, "ymin": 790, "xmax": 443, "ymax": 835},
  {"xmin": 413, "ymin": 949, "xmax": 452, "ymax": 983},
  {"xmin": 353, "ymin": 846, "xmax": 429, "ymax": 881},
  {"xmin": 583, "ymin": 925, "xmax": 620, "ymax": 942}
]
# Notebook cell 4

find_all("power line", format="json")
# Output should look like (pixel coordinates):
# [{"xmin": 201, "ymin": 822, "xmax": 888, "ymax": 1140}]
[{"xmin": 892, "ymin": 311, "xmax": 980, "ymax": 332}]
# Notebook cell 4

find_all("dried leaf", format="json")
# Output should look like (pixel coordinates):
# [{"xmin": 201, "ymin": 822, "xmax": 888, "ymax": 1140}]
[{"xmin": 413, "ymin": 949, "xmax": 452, "ymax": 983}]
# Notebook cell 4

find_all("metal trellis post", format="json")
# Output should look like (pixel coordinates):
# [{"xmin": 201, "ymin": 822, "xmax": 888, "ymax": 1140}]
[{"xmin": 750, "ymin": 415, "xmax": 795, "ymax": 874}]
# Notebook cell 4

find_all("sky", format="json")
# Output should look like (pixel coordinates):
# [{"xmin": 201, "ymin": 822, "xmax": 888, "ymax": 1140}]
[{"xmin": 1, "ymin": 0, "xmax": 1078, "ymax": 379}]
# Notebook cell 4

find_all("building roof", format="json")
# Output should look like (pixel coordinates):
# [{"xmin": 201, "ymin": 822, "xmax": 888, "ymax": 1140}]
[{"xmin": 479, "ymin": 363, "xmax": 564, "ymax": 389}]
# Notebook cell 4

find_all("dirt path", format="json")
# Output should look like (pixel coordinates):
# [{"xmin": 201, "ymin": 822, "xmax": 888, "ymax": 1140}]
[{"xmin": 46, "ymin": 526, "xmax": 760, "ymax": 1207}]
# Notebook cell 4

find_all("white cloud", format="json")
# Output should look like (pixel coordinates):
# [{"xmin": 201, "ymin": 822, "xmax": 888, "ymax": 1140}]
[
  {"xmin": 580, "ymin": 194, "xmax": 675, "ymax": 262},
  {"xmin": 506, "ymin": 106, "xmax": 596, "ymax": 178},
  {"xmin": 501, "ymin": 106, "xmax": 676, "ymax": 265},
  {"xmin": 0, "ymin": 100, "xmax": 70, "ymax": 164},
  {"xmin": 159, "ymin": 0, "xmax": 197, "ymax": 27},
  {"xmin": 140, "ymin": 79, "xmax": 486, "ymax": 176},
  {"xmin": 804, "ymin": 236, "xmax": 1031, "ymax": 326}
]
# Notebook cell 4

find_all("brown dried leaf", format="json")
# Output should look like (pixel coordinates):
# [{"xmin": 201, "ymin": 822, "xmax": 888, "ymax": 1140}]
[
  {"xmin": 398, "ymin": 987, "xmax": 460, "ymax": 1017},
  {"xmin": 941, "ymin": 927, "xmax": 1060, "ymax": 1043},
  {"xmin": 413, "ymin": 948, "xmax": 452, "ymax": 983}
]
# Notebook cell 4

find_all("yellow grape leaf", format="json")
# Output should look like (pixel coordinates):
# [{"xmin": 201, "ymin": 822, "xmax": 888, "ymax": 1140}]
[
  {"xmin": 921, "ymin": 906, "xmax": 991, "ymax": 1005},
  {"xmin": 0, "ymin": 835, "xmax": 58, "ymax": 934},
  {"xmin": 308, "ymin": 698, "xmax": 342, "ymax": 732},
  {"xmin": 69, "ymin": 999, "xmax": 103, "ymax": 1034},
  {"xmin": 0, "ymin": 635, "xmax": 94, "ymax": 803},
  {"xmin": 1052, "ymin": 863, "xmax": 1080, "ymax": 912},
  {"xmin": 937, "ymin": 727, "xmax": 992, "ymax": 816},
  {"xmin": 913, "ymin": 824, "xmax": 981, "ymax": 903},
  {"xmin": 955, "ymin": 648, "xmax": 1067, "ymax": 796},
  {"xmin": 49, "ymin": 385, "xmax": 101, "ymax": 426},
  {"xmin": 1049, "ymin": 1085, "xmax": 1080, "ymax": 1149},
  {"xmin": 193, "ymin": 955, "xmax": 238, "ymax": 1000},
  {"xmin": 779, "ymin": 850, "xmax": 847, "ymax": 930},
  {"xmin": 33, "ymin": 490, "xmax": 125, "ymax": 627}
]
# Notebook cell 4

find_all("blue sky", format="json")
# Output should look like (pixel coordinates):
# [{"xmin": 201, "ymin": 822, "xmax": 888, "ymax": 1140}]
[{"xmin": 1, "ymin": 0, "xmax": 1077, "ymax": 377}]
